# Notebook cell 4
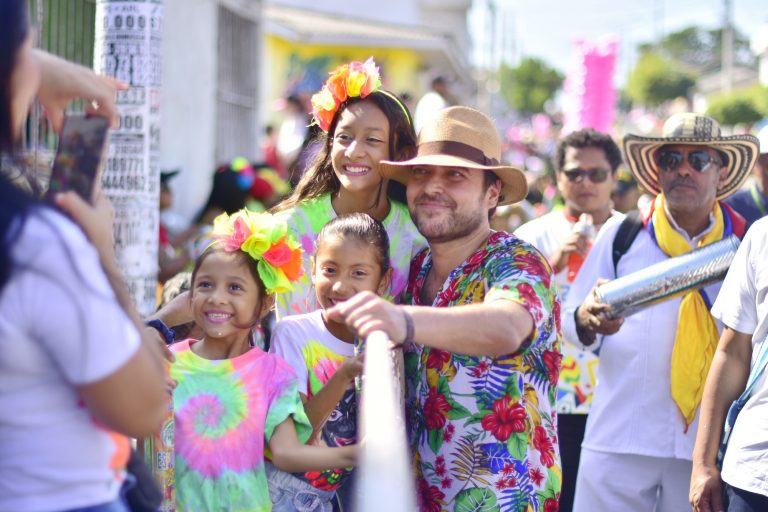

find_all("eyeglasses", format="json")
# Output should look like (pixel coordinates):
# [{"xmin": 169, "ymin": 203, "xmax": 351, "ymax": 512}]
[
  {"xmin": 562, "ymin": 168, "xmax": 611, "ymax": 183},
  {"xmin": 655, "ymin": 149, "xmax": 722, "ymax": 173}
]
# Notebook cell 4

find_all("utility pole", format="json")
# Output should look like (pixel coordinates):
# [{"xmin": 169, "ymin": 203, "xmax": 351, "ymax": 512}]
[{"xmin": 722, "ymin": 0, "xmax": 734, "ymax": 93}]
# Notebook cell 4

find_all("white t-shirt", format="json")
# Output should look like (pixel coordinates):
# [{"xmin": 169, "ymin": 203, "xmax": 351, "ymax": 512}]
[
  {"xmin": 711, "ymin": 216, "xmax": 768, "ymax": 497},
  {"xmin": 516, "ymin": 209, "xmax": 621, "ymax": 414},
  {"xmin": 269, "ymin": 310, "xmax": 357, "ymax": 492},
  {"xmin": 0, "ymin": 208, "xmax": 140, "ymax": 512}
]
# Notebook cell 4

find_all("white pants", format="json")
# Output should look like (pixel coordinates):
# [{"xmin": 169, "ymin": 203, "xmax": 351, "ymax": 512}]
[{"xmin": 573, "ymin": 448, "xmax": 692, "ymax": 512}]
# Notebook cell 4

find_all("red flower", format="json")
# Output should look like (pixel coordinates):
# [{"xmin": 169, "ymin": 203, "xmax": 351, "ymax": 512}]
[
  {"xmin": 542, "ymin": 350, "xmax": 562, "ymax": 387},
  {"xmin": 544, "ymin": 497, "xmax": 559, "ymax": 512},
  {"xmin": 443, "ymin": 423, "xmax": 455, "ymax": 443},
  {"xmin": 423, "ymin": 389, "xmax": 451, "ymax": 430},
  {"xmin": 533, "ymin": 426, "xmax": 556, "ymax": 468},
  {"xmin": 426, "ymin": 349, "xmax": 451, "ymax": 369},
  {"xmin": 463, "ymin": 247, "xmax": 488, "ymax": 274},
  {"xmin": 480, "ymin": 395, "xmax": 527, "ymax": 441},
  {"xmin": 440, "ymin": 477, "xmax": 452, "ymax": 489},
  {"xmin": 515, "ymin": 250, "xmax": 551, "ymax": 288},
  {"xmin": 530, "ymin": 467, "xmax": 545, "ymax": 487},
  {"xmin": 516, "ymin": 283, "xmax": 543, "ymax": 322},
  {"xmin": 552, "ymin": 297, "xmax": 562, "ymax": 332},
  {"xmin": 418, "ymin": 478, "xmax": 445, "ymax": 512},
  {"xmin": 471, "ymin": 360, "xmax": 491, "ymax": 378},
  {"xmin": 501, "ymin": 462, "xmax": 515, "ymax": 476},
  {"xmin": 434, "ymin": 456, "xmax": 446, "ymax": 477}
]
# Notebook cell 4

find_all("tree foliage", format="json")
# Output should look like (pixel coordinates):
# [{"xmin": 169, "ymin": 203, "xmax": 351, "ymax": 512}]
[
  {"xmin": 499, "ymin": 57, "xmax": 564, "ymax": 115},
  {"xmin": 638, "ymin": 26, "xmax": 756, "ymax": 73},
  {"xmin": 707, "ymin": 91, "xmax": 766, "ymax": 126},
  {"xmin": 626, "ymin": 52, "xmax": 696, "ymax": 106}
]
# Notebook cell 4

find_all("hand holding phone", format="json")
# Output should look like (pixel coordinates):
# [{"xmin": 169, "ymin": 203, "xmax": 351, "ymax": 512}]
[{"xmin": 44, "ymin": 114, "xmax": 110, "ymax": 204}]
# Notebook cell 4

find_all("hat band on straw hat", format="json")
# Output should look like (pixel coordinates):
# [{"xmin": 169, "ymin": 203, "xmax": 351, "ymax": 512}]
[{"xmin": 417, "ymin": 141, "xmax": 500, "ymax": 167}]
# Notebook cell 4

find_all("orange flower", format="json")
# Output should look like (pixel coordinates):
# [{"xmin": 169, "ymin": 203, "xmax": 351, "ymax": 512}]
[{"xmin": 326, "ymin": 64, "xmax": 349, "ymax": 103}]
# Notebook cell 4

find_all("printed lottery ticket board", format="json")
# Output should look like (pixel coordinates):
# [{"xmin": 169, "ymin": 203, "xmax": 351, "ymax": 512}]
[{"xmin": 95, "ymin": 0, "xmax": 163, "ymax": 315}]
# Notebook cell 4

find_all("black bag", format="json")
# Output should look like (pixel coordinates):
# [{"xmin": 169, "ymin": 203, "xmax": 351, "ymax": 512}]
[{"xmin": 124, "ymin": 448, "xmax": 163, "ymax": 512}]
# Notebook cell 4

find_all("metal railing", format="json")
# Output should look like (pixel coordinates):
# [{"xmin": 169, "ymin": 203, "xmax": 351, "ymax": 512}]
[{"xmin": 354, "ymin": 331, "xmax": 417, "ymax": 511}]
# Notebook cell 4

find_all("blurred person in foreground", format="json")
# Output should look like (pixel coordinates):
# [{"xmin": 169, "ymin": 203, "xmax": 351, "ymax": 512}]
[
  {"xmin": 515, "ymin": 128, "xmax": 622, "ymax": 512},
  {"xmin": 564, "ymin": 113, "xmax": 757, "ymax": 511},
  {"xmin": 725, "ymin": 125, "xmax": 768, "ymax": 231},
  {"xmin": 690, "ymin": 215, "xmax": 768, "ymax": 512},
  {"xmin": 0, "ymin": 2, "xmax": 167, "ymax": 511}
]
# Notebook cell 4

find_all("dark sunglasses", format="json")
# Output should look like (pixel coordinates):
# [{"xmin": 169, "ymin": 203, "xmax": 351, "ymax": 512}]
[
  {"xmin": 655, "ymin": 149, "xmax": 722, "ymax": 173},
  {"xmin": 562, "ymin": 168, "xmax": 611, "ymax": 183}
]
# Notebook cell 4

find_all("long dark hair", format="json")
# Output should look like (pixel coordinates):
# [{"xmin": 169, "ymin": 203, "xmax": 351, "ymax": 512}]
[
  {"xmin": 0, "ymin": 0, "xmax": 33, "ymax": 293},
  {"xmin": 273, "ymin": 90, "xmax": 416, "ymax": 212}
]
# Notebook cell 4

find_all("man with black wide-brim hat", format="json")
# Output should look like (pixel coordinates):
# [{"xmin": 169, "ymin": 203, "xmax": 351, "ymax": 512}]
[{"xmin": 562, "ymin": 113, "xmax": 758, "ymax": 511}]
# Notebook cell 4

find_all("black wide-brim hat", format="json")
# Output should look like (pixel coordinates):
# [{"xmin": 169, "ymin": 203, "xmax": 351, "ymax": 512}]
[{"xmin": 623, "ymin": 113, "xmax": 759, "ymax": 200}]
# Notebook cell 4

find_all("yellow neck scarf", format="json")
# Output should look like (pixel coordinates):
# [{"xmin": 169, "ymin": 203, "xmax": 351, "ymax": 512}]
[{"xmin": 650, "ymin": 194, "xmax": 723, "ymax": 429}]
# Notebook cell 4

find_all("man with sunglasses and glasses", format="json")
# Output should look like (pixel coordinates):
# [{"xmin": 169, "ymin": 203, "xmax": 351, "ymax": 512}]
[
  {"xmin": 516, "ymin": 128, "xmax": 622, "ymax": 512},
  {"xmin": 726, "ymin": 126, "xmax": 768, "ymax": 231},
  {"xmin": 561, "ymin": 113, "xmax": 759, "ymax": 512}
]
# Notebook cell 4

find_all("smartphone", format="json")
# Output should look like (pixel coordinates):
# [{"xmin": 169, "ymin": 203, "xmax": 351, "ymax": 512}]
[{"xmin": 44, "ymin": 114, "xmax": 110, "ymax": 203}]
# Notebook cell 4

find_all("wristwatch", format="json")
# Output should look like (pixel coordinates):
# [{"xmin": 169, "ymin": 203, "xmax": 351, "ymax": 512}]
[{"xmin": 146, "ymin": 319, "xmax": 176, "ymax": 345}]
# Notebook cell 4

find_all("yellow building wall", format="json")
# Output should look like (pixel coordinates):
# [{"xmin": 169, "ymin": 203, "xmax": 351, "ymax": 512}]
[{"xmin": 265, "ymin": 35, "xmax": 423, "ymax": 121}]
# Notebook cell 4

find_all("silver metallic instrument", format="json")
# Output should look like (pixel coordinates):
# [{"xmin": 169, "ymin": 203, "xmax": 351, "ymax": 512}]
[{"xmin": 595, "ymin": 235, "xmax": 740, "ymax": 319}]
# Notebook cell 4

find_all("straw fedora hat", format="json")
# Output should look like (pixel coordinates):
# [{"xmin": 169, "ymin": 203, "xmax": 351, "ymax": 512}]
[
  {"xmin": 623, "ymin": 113, "xmax": 759, "ymax": 200},
  {"xmin": 379, "ymin": 106, "xmax": 527, "ymax": 205}
]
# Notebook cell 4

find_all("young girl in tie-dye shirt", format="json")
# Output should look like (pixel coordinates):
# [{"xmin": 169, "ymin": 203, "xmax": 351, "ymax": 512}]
[
  {"xmin": 150, "ymin": 209, "xmax": 357, "ymax": 512},
  {"xmin": 267, "ymin": 213, "xmax": 392, "ymax": 511}
]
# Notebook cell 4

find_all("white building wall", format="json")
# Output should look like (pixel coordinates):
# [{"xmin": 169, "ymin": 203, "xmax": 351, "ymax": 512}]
[
  {"xmin": 270, "ymin": 0, "xmax": 419, "ymax": 26},
  {"xmin": 160, "ymin": 0, "xmax": 218, "ymax": 221}
]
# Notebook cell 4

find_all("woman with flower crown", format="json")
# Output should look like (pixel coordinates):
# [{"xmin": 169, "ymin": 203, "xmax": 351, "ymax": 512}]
[{"xmin": 271, "ymin": 57, "xmax": 426, "ymax": 319}]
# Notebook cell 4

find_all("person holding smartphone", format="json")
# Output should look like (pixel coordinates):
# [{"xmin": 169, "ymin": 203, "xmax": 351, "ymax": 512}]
[{"xmin": 0, "ymin": 2, "xmax": 167, "ymax": 512}]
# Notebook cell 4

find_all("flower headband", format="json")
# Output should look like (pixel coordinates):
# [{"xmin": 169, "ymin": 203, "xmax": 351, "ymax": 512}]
[
  {"xmin": 311, "ymin": 57, "xmax": 382, "ymax": 131},
  {"xmin": 211, "ymin": 209, "xmax": 303, "ymax": 294}
]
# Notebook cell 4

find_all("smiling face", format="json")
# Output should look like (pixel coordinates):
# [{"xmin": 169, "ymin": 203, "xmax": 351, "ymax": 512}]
[
  {"xmin": 312, "ymin": 235, "xmax": 390, "ymax": 338},
  {"xmin": 406, "ymin": 165, "xmax": 500, "ymax": 243},
  {"xmin": 330, "ymin": 100, "xmax": 391, "ymax": 195},
  {"xmin": 656, "ymin": 144, "xmax": 726, "ymax": 215},
  {"xmin": 190, "ymin": 250, "xmax": 267, "ymax": 340}
]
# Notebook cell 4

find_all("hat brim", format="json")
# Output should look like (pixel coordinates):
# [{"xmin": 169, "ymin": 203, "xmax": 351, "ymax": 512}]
[
  {"xmin": 623, "ymin": 134, "xmax": 759, "ymax": 200},
  {"xmin": 380, "ymin": 154, "xmax": 528, "ymax": 206}
]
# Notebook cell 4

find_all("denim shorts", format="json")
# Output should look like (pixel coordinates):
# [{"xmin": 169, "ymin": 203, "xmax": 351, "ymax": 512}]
[{"xmin": 265, "ymin": 462, "xmax": 335, "ymax": 512}]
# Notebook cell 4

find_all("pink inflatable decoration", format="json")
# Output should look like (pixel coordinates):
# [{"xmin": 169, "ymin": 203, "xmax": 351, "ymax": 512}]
[{"xmin": 562, "ymin": 36, "xmax": 619, "ymax": 135}]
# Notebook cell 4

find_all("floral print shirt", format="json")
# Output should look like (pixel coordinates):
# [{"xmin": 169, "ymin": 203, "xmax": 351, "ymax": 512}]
[{"xmin": 404, "ymin": 231, "xmax": 562, "ymax": 512}]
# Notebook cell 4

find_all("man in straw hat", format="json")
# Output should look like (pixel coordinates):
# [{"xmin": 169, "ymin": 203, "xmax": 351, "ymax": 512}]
[
  {"xmin": 561, "ymin": 112, "xmax": 758, "ymax": 511},
  {"xmin": 327, "ymin": 106, "xmax": 562, "ymax": 510}
]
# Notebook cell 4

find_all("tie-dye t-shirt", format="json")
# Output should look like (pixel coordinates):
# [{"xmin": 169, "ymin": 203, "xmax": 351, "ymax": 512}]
[
  {"xmin": 274, "ymin": 193, "xmax": 426, "ymax": 318},
  {"xmin": 270, "ymin": 310, "xmax": 357, "ymax": 491},
  {"xmin": 404, "ymin": 232, "xmax": 562, "ymax": 512},
  {"xmin": 165, "ymin": 340, "xmax": 312, "ymax": 511}
]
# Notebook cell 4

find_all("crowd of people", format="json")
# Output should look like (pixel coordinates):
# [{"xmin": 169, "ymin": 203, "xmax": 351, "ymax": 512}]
[{"xmin": 3, "ymin": 1, "xmax": 768, "ymax": 511}]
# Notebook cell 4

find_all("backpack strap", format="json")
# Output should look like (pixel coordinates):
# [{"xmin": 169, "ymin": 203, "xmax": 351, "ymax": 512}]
[{"xmin": 611, "ymin": 210, "xmax": 643, "ymax": 277}]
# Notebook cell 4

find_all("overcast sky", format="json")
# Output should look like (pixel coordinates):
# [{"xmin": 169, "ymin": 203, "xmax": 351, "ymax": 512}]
[{"xmin": 470, "ymin": 0, "xmax": 768, "ymax": 83}]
